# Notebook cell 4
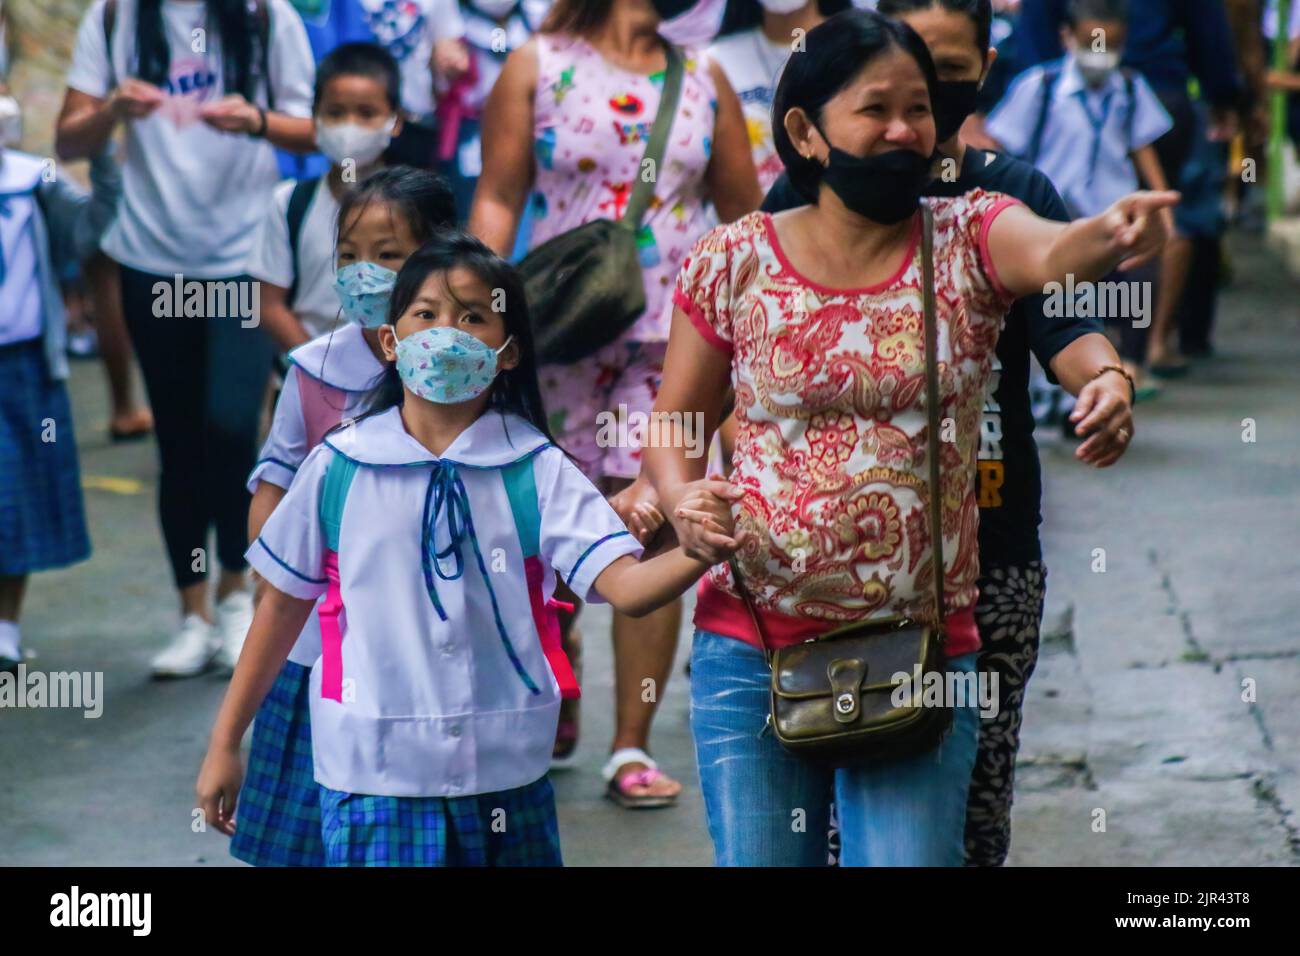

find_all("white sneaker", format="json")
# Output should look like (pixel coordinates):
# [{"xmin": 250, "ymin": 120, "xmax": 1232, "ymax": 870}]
[
  {"xmin": 214, "ymin": 591, "xmax": 255, "ymax": 675},
  {"xmin": 151, "ymin": 614, "xmax": 219, "ymax": 678}
]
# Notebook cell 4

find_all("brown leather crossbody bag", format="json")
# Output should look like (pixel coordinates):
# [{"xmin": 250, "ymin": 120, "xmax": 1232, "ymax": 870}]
[{"xmin": 727, "ymin": 205, "xmax": 952, "ymax": 767}]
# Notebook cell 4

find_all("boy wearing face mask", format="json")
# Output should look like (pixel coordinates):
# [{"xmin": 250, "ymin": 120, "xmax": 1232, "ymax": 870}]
[
  {"xmin": 984, "ymin": 0, "xmax": 1173, "ymax": 394},
  {"xmin": 247, "ymin": 43, "xmax": 407, "ymax": 351},
  {"xmin": 985, "ymin": 0, "xmax": 1171, "ymax": 221}
]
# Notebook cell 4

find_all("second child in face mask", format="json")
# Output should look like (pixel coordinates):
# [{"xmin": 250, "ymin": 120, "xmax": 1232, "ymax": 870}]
[
  {"xmin": 229, "ymin": 165, "xmax": 456, "ymax": 869},
  {"xmin": 248, "ymin": 44, "xmax": 410, "ymax": 351}
]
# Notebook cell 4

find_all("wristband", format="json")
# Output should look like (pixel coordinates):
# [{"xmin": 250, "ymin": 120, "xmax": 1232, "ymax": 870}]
[
  {"xmin": 1091, "ymin": 364, "xmax": 1135, "ymax": 404},
  {"xmin": 251, "ymin": 107, "xmax": 268, "ymax": 138}
]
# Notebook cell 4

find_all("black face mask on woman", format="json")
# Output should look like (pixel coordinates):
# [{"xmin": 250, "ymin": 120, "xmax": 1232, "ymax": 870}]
[{"xmin": 813, "ymin": 123, "xmax": 935, "ymax": 224}]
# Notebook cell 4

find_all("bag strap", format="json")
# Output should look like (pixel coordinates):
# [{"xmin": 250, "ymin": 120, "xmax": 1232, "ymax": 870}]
[
  {"xmin": 103, "ymin": 0, "xmax": 118, "ymax": 90},
  {"xmin": 919, "ymin": 203, "xmax": 946, "ymax": 629},
  {"xmin": 500, "ymin": 455, "xmax": 542, "ymax": 559},
  {"xmin": 1027, "ymin": 63, "xmax": 1061, "ymax": 165},
  {"xmin": 620, "ymin": 43, "xmax": 684, "ymax": 230},
  {"xmin": 727, "ymin": 205, "xmax": 946, "ymax": 654},
  {"xmin": 284, "ymin": 177, "xmax": 318, "ymax": 307},
  {"xmin": 319, "ymin": 450, "xmax": 359, "ymax": 553}
]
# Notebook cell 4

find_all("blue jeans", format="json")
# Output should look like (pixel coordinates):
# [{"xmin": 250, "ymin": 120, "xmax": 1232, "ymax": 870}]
[{"xmin": 690, "ymin": 629, "xmax": 980, "ymax": 867}]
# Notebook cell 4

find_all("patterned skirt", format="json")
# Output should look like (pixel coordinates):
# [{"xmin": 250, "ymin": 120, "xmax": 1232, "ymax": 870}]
[
  {"xmin": 0, "ymin": 340, "xmax": 90, "ymax": 576},
  {"xmin": 318, "ymin": 776, "xmax": 563, "ymax": 867},
  {"xmin": 230, "ymin": 661, "xmax": 326, "ymax": 866}
]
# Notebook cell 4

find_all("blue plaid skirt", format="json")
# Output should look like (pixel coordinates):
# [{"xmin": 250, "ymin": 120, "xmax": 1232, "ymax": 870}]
[
  {"xmin": 230, "ymin": 661, "xmax": 325, "ymax": 866},
  {"xmin": 319, "ymin": 776, "xmax": 563, "ymax": 867},
  {"xmin": 0, "ymin": 340, "xmax": 90, "ymax": 575}
]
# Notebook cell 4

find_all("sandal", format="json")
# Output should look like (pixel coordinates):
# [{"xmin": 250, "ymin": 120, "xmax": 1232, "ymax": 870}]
[{"xmin": 602, "ymin": 747, "xmax": 679, "ymax": 810}]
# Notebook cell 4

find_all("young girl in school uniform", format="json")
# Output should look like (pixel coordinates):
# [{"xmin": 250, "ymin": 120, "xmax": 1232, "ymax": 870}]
[
  {"xmin": 229, "ymin": 166, "xmax": 457, "ymax": 867},
  {"xmin": 199, "ymin": 230, "xmax": 741, "ymax": 866}
]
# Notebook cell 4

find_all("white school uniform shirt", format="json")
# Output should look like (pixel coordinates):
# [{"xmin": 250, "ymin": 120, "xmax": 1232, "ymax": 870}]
[
  {"xmin": 247, "ymin": 406, "xmax": 643, "ymax": 797},
  {"xmin": 65, "ymin": 0, "xmax": 315, "ymax": 278},
  {"xmin": 248, "ymin": 322, "xmax": 386, "ymax": 665},
  {"xmin": 706, "ymin": 28, "xmax": 793, "ymax": 192},
  {"xmin": 0, "ymin": 153, "xmax": 44, "ymax": 346},
  {"xmin": 986, "ymin": 55, "xmax": 1172, "ymax": 219},
  {"xmin": 244, "ymin": 177, "xmax": 341, "ymax": 340}
]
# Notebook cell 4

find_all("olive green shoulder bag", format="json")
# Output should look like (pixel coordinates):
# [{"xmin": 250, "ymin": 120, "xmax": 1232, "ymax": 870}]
[{"xmin": 728, "ymin": 204, "xmax": 953, "ymax": 766}]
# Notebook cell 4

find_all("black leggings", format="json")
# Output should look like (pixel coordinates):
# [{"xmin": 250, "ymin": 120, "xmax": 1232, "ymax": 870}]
[{"xmin": 120, "ymin": 265, "xmax": 273, "ymax": 588}]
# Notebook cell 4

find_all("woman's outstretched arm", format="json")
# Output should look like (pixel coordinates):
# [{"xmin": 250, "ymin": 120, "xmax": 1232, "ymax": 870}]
[{"xmin": 986, "ymin": 190, "xmax": 1181, "ymax": 300}]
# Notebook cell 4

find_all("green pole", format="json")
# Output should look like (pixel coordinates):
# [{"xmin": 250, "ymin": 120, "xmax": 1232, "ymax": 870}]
[{"xmin": 1269, "ymin": 0, "xmax": 1294, "ymax": 223}]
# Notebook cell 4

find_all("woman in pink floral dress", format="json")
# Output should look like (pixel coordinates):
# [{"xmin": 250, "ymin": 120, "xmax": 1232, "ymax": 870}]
[
  {"xmin": 645, "ymin": 9, "xmax": 1175, "ymax": 864},
  {"xmin": 470, "ymin": 0, "xmax": 760, "ymax": 809}
]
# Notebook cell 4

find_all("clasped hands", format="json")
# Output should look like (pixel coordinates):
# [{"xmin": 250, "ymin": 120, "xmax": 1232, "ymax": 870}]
[{"xmin": 609, "ymin": 474, "xmax": 749, "ymax": 565}]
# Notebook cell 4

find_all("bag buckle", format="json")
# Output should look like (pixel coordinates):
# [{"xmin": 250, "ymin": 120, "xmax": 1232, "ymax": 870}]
[{"xmin": 827, "ymin": 657, "xmax": 866, "ymax": 724}]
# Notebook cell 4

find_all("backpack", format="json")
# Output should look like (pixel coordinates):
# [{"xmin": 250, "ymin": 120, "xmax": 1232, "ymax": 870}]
[
  {"xmin": 284, "ymin": 176, "xmax": 320, "ymax": 307},
  {"xmin": 313, "ymin": 447, "xmax": 580, "ymax": 704},
  {"xmin": 102, "ymin": 0, "xmax": 276, "ymax": 111},
  {"xmin": 1026, "ymin": 61, "xmax": 1137, "ymax": 166}
]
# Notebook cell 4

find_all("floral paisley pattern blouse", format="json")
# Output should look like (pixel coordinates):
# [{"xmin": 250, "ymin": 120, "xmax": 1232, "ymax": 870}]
[{"xmin": 673, "ymin": 192, "xmax": 1021, "ymax": 656}]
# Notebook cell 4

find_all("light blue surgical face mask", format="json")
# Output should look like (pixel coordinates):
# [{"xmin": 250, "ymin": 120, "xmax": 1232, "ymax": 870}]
[
  {"xmin": 394, "ymin": 325, "xmax": 514, "ymax": 404},
  {"xmin": 334, "ymin": 261, "xmax": 397, "ymax": 327}
]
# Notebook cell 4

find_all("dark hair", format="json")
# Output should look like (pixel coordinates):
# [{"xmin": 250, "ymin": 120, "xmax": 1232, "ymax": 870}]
[
  {"xmin": 134, "ymin": 0, "xmax": 268, "ymax": 100},
  {"xmin": 717, "ymin": 1, "xmax": 853, "ymax": 38},
  {"xmin": 313, "ymin": 42, "xmax": 402, "ymax": 113},
  {"xmin": 366, "ymin": 232, "xmax": 559, "ymax": 449},
  {"xmin": 1067, "ymin": 0, "xmax": 1128, "ymax": 24},
  {"xmin": 336, "ymin": 166, "xmax": 458, "ymax": 251},
  {"xmin": 541, "ymin": 0, "xmax": 613, "ymax": 34},
  {"xmin": 875, "ymin": 0, "xmax": 992, "ymax": 54},
  {"xmin": 771, "ymin": 9, "xmax": 938, "ymax": 202}
]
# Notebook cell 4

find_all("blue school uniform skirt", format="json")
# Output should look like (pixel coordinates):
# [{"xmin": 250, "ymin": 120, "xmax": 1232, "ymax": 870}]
[
  {"xmin": 318, "ymin": 776, "xmax": 563, "ymax": 867},
  {"xmin": 230, "ymin": 661, "xmax": 326, "ymax": 866},
  {"xmin": 0, "ymin": 340, "xmax": 90, "ymax": 576}
]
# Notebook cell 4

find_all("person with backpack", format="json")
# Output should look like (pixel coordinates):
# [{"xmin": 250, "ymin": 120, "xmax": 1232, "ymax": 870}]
[
  {"xmin": 232, "ymin": 167, "xmax": 456, "ymax": 866},
  {"xmin": 0, "ymin": 126, "xmax": 121, "ymax": 672},
  {"xmin": 985, "ymin": 0, "xmax": 1173, "ymax": 398},
  {"xmin": 249, "ymin": 43, "xmax": 410, "ymax": 351},
  {"xmin": 197, "ymin": 231, "xmax": 743, "ymax": 866},
  {"xmin": 55, "ymin": 0, "xmax": 317, "ymax": 679}
]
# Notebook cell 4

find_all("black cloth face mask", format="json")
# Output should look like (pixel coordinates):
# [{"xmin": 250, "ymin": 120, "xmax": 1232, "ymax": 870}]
[
  {"xmin": 932, "ymin": 79, "xmax": 980, "ymax": 142},
  {"xmin": 813, "ymin": 124, "xmax": 935, "ymax": 224}
]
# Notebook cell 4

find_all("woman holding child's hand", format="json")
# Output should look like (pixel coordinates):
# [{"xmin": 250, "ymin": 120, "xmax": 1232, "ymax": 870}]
[{"xmin": 644, "ymin": 8, "xmax": 1175, "ymax": 868}]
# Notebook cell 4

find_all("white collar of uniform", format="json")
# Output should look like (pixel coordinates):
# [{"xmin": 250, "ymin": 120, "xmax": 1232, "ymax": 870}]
[
  {"xmin": 288, "ymin": 323, "xmax": 387, "ymax": 393},
  {"xmin": 463, "ymin": 9, "xmax": 530, "ymax": 50},
  {"xmin": 0, "ymin": 150, "xmax": 46, "ymax": 194},
  {"xmin": 325, "ymin": 406, "xmax": 550, "ymax": 469},
  {"xmin": 1056, "ymin": 54, "xmax": 1126, "ymax": 102}
]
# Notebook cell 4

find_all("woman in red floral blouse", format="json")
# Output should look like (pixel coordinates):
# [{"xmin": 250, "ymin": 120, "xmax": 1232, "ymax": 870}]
[{"xmin": 644, "ymin": 8, "xmax": 1176, "ymax": 866}]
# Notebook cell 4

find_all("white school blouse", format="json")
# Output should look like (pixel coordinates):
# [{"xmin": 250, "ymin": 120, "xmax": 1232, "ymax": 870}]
[
  {"xmin": 247, "ymin": 323, "xmax": 386, "ymax": 666},
  {"xmin": 247, "ymin": 407, "xmax": 643, "ymax": 797}
]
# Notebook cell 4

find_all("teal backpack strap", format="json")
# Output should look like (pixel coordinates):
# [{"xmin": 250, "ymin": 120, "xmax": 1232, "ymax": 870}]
[
  {"xmin": 500, "ymin": 456, "xmax": 541, "ymax": 559},
  {"xmin": 319, "ymin": 451, "xmax": 360, "ymax": 552}
]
